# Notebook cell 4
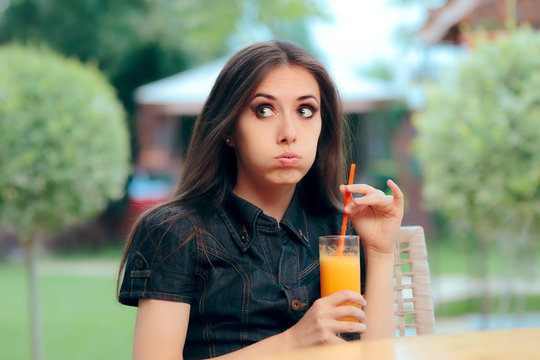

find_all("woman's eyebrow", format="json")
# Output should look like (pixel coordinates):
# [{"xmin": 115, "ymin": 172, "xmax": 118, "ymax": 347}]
[
  {"xmin": 252, "ymin": 93, "xmax": 319, "ymax": 104},
  {"xmin": 252, "ymin": 93, "xmax": 276, "ymax": 100},
  {"xmin": 298, "ymin": 95, "xmax": 319, "ymax": 104}
]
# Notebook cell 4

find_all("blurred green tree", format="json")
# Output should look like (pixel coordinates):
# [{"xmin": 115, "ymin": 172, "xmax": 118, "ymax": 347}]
[
  {"xmin": 0, "ymin": 0, "xmax": 325, "ymax": 116},
  {"xmin": 414, "ymin": 28, "xmax": 540, "ymax": 316},
  {"xmin": 0, "ymin": 44, "xmax": 131, "ymax": 359}
]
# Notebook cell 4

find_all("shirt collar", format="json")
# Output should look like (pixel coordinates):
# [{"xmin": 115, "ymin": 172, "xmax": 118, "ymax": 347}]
[
  {"xmin": 219, "ymin": 189, "xmax": 310, "ymax": 252},
  {"xmin": 280, "ymin": 191, "xmax": 310, "ymax": 246}
]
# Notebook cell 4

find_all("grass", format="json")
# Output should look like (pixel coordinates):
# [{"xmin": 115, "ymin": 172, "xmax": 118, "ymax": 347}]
[
  {"xmin": 0, "ymin": 254, "xmax": 136, "ymax": 360},
  {"xmin": 425, "ymin": 233, "xmax": 540, "ymax": 320},
  {"xmin": 425, "ymin": 234, "xmax": 492, "ymax": 277},
  {"xmin": 435, "ymin": 295, "xmax": 540, "ymax": 318},
  {"xmin": 425, "ymin": 233, "xmax": 540, "ymax": 277},
  {"xmin": 2, "ymin": 235, "xmax": 538, "ymax": 359}
]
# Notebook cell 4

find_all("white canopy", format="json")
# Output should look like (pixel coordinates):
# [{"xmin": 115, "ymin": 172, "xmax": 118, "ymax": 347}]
[{"xmin": 134, "ymin": 55, "xmax": 402, "ymax": 115}]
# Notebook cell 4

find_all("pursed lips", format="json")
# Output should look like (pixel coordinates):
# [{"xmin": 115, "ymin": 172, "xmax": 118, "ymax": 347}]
[{"xmin": 275, "ymin": 152, "xmax": 301, "ymax": 166}]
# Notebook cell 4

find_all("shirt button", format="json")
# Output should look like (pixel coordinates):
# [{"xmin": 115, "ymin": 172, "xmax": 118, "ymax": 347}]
[
  {"xmin": 291, "ymin": 300, "xmax": 307, "ymax": 311},
  {"xmin": 134, "ymin": 257, "xmax": 144, "ymax": 269}
]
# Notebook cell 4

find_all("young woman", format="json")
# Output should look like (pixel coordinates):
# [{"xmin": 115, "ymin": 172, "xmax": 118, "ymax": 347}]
[{"xmin": 118, "ymin": 40, "xmax": 403, "ymax": 360}]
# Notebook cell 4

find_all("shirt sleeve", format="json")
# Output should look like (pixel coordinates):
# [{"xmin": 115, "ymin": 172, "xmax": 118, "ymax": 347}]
[{"xmin": 118, "ymin": 209, "xmax": 198, "ymax": 307}]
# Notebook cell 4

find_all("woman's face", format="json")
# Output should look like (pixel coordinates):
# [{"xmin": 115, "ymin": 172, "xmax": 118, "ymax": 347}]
[{"xmin": 229, "ymin": 65, "xmax": 322, "ymax": 193}]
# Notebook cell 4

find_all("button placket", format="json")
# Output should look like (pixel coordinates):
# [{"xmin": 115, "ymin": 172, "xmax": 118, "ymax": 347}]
[{"xmin": 278, "ymin": 230, "xmax": 298, "ymax": 288}]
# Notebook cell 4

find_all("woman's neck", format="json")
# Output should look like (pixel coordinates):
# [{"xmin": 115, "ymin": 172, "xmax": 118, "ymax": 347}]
[{"xmin": 233, "ymin": 183, "xmax": 295, "ymax": 222}]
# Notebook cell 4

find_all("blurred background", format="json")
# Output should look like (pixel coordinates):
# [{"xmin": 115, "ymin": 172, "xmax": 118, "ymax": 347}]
[{"xmin": 1, "ymin": 0, "xmax": 539, "ymax": 359}]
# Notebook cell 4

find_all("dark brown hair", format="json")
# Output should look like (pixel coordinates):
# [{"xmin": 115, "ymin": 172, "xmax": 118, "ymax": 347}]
[{"xmin": 117, "ymin": 40, "xmax": 348, "ymax": 292}]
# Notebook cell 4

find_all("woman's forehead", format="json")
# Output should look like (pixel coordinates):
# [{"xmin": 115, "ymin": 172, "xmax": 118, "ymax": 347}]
[{"xmin": 253, "ymin": 65, "xmax": 320, "ymax": 99}]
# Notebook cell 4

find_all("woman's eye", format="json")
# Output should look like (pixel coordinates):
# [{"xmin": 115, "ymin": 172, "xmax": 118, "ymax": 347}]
[
  {"xmin": 298, "ymin": 106, "xmax": 314, "ymax": 118},
  {"xmin": 255, "ymin": 105, "xmax": 274, "ymax": 118}
]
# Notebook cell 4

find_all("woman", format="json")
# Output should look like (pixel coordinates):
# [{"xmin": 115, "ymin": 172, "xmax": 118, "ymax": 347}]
[{"xmin": 118, "ymin": 40, "xmax": 403, "ymax": 359}]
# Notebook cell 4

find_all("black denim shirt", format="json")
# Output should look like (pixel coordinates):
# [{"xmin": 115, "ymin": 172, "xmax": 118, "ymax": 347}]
[{"xmin": 119, "ymin": 190, "xmax": 366, "ymax": 359}]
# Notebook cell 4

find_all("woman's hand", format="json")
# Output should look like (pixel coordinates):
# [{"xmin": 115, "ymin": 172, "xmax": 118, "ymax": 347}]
[
  {"xmin": 340, "ymin": 179, "xmax": 404, "ymax": 257},
  {"xmin": 283, "ymin": 290, "xmax": 367, "ymax": 348}
]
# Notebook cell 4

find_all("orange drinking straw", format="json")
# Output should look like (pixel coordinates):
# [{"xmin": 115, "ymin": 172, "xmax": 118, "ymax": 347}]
[{"xmin": 337, "ymin": 163, "xmax": 356, "ymax": 256}]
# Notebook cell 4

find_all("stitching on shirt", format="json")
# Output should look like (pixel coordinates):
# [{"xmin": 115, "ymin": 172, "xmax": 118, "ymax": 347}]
[
  {"xmin": 120, "ymin": 290, "xmax": 192, "ymax": 301},
  {"xmin": 130, "ymin": 269, "xmax": 151, "ymax": 278},
  {"xmin": 160, "ymin": 214, "xmax": 199, "ymax": 266},
  {"xmin": 148, "ymin": 214, "xmax": 168, "ymax": 272},
  {"xmin": 203, "ymin": 246, "xmax": 251, "ymax": 327},
  {"xmin": 280, "ymin": 218, "xmax": 309, "ymax": 246},
  {"xmin": 219, "ymin": 208, "xmax": 242, "ymax": 242},
  {"xmin": 263, "ymin": 269, "xmax": 273, "ymax": 280},
  {"xmin": 140, "ymin": 210, "xmax": 197, "ymax": 272},
  {"xmin": 293, "ymin": 241, "xmax": 300, "ymax": 286},
  {"xmin": 302, "ymin": 210, "xmax": 310, "ymax": 241},
  {"xmin": 256, "ymin": 226, "xmax": 277, "ymax": 283},
  {"xmin": 249, "ymin": 210, "xmax": 258, "ymax": 233},
  {"xmin": 203, "ymin": 318, "xmax": 213, "ymax": 357},
  {"xmin": 300, "ymin": 259, "xmax": 320, "ymax": 280},
  {"xmin": 197, "ymin": 229, "xmax": 229, "ymax": 273},
  {"xmin": 200, "ymin": 228, "xmax": 227, "ymax": 251},
  {"xmin": 152, "ymin": 220, "xmax": 174, "ymax": 266},
  {"xmin": 195, "ymin": 271, "xmax": 208, "ymax": 314}
]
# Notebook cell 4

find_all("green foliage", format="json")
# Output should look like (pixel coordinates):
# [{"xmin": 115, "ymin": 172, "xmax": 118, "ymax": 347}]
[
  {"xmin": 0, "ymin": 260, "xmax": 135, "ymax": 360},
  {"xmin": 0, "ymin": 44, "xmax": 131, "ymax": 240},
  {"xmin": 414, "ymin": 28, "xmax": 540, "ymax": 247},
  {"xmin": 0, "ymin": 0, "xmax": 326, "ymax": 114}
]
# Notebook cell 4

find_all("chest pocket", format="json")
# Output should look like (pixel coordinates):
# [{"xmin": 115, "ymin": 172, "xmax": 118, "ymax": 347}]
[{"xmin": 196, "ymin": 245, "xmax": 251, "ymax": 338}]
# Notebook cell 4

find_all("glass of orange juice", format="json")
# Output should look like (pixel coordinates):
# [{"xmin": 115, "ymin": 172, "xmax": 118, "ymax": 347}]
[{"xmin": 319, "ymin": 235, "xmax": 361, "ymax": 323}]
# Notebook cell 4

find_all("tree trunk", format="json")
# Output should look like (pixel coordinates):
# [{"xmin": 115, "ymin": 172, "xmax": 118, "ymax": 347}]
[
  {"xmin": 25, "ymin": 238, "xmax": 44, "ymax": 360},
  {"xmin": 478, "ymin": 234, "xmax": 491, "ymax": 329}
]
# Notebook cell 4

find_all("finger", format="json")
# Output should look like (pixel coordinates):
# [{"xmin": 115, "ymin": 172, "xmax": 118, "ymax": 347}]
[
  {"xmin": 387, "ymin": 179, "xmax": 404, "ymax": 207},
  {"xmin": 323, "ymin": 334, "xmax": 348, "ymax": 345},
  {"xmin": 344, "ymin": 184, "xmax": 385, "ymax": 197},
  {"xmin": 345, "ymin": 194, "xmax": 393, "ymax": 212},
  {"xmin": 333, "ymin": 305, "xmax": 367, "ymax": 323},
  {"xmin": 332, "ymin": 320, "xmax": 367, "ymax": 335},
  {"xmin": 324, "ymin": 290, "xmax": 366, "ymax": 307}
]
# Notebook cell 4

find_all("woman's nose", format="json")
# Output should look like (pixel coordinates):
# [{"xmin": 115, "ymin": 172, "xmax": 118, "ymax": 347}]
[{"xmin": 278, "ymin": 114, "xmax": 297, "ymax": 144}]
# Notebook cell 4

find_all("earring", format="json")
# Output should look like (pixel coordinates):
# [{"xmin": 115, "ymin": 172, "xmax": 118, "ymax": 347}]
[{"xmin": 225, "ymin": 137, "xmax": 231, "ymax": 144}]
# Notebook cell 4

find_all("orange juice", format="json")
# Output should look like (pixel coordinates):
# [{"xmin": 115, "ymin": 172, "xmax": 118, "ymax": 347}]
[
  {"xmin": 319, "ymin": 235, "xmax": 361, "ymax": 322},
  {"xmin": 320, "ymin": 255, "xmax": 361, "ymax": 297}
]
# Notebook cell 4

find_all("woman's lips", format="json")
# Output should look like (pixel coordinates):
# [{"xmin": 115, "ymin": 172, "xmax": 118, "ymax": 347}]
[{"xmin": 275, "ymin": 153, "xmax": 301, "ymax": 166}]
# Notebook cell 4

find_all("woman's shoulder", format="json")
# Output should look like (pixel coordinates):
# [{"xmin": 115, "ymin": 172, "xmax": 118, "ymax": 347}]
[
  {"xmin": 140, "ymin": 203, "xmax": 197, "ymax": 228},
  {"xmin": 131, "ymin": 203, "xmax": 202, "ymax": 250}
]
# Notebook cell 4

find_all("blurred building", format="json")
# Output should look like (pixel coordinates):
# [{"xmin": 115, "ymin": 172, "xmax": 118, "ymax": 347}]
[{"xmin": 419, "ymin": 0, "xmax": 540, "ymax": 46}]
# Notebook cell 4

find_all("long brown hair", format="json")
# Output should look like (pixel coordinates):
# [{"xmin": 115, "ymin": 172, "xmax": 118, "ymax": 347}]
[{"xmin": 118, "ymin": 40, "xmax": 348, "ymax": 292}]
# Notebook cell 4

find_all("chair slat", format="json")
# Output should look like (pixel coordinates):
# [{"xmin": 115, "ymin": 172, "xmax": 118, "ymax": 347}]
[{"xmin": 393, "ymin": 226, "xmax": 435, "ymax": 336}]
